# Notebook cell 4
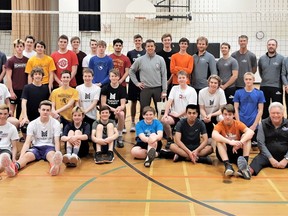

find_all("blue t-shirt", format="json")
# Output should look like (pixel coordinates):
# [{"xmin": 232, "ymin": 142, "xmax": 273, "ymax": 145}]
[
  {"xmin": 233, "ymin": 88, "xmax": 266, "ymax": 127},
  {"xmin": 88, "ymin": 55, "xmax": 113, "ymax": 85},
  {"xmin": 136, "ymin": 119, "xmax": 163, "ymax": 142}
]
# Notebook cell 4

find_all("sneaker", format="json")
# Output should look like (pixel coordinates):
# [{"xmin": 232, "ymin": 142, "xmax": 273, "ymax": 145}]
[
  {"xmin": 130, "ymin": 123, "xmax": 136, "ymax": 132},
  {"xmin": 62, "ymin": 154, "xmax": 71, "ymax": 167},
  {"xmin": 104, "ymin": 151, "xmax": 114, "ymax": 163},
  {"xmin": 172, "ymin": 154, "xmax": 186, "ymax": 162},
  {"xmin": 224, "ymin": 162, "xmax": 234, "ymax": 176},
  {"xmin": 173, "ymin": 154, "xmax": 179, "ymax": 162},
  {"xmin": 122, "ymin": 126, "xmax": 127, "ymax": 134},
  {"xmin": 50, "ymin": 151, "xmax": 63, "ymax": 176},
  {"xmin": 116, "ymin": 136, "xmax": 124, "ymax": 148},
  {"xmin": 70, "ymin": 153, "xmax": 79, "ymax": 167},
  {"xmin": 197, "ymin": 156, "xmax": 213, "ymax": 165},
  {"xmin": 94, "ymin": 151, "xmax": 104, "ymax": 164},
  {"xmin": 165, "ymin": 138, "xmax": 174, "ymax": 150},
  {"xmin": 0, "ymin": 154, "xmax": 17, "ymax": 177},
  {"xmin": 144, "ymin": 148, "xmax": 156, "ymax": 167},
  {"xmin": 237, "ymin": 156, "xmax": 251, "ymax": 180}
]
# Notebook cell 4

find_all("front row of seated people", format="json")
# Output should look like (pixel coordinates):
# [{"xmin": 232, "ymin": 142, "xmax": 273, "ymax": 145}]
[{"xmin": 0, "ymin": 101, "xmax": 288, "ymax": 179}]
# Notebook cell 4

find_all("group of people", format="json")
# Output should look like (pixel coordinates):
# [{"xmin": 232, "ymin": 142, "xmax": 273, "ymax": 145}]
[{"xmin": 0, "ymin": 33, "xmax": 287, "ymax": 180}]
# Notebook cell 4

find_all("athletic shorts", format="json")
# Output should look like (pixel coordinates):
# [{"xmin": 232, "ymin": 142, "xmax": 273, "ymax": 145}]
[
  {"xmin": 9, "ymin": 90, "xmax": 22, "ymax": 105},
  {"xmin": 0, "ymin": 149, "xmax": 12, "ymax": 158},
  {"xmin": 27, "ymin": 145, "xmax": 56, "ymax": 161},
  {"xmin": 128, "ymin": 79, "xmax": 140, "ymax": 101},
  {"xmin": 134, "ymin": 141, "xmax": 162, "ymax": 152}
]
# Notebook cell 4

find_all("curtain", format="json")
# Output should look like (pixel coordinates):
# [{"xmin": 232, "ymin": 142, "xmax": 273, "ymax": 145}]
[{"xmin": 12, "ymin": 0, "xmax": 55, "ymax": 54}]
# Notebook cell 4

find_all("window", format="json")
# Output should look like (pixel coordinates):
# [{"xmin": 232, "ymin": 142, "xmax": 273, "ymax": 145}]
[
  {"xmin": 0, "ymin": 0, "xmax": 11, "ymax": 30},
  {"xmin": 79, "ymin": 0, "xmax": 101, "ymax": 31}
]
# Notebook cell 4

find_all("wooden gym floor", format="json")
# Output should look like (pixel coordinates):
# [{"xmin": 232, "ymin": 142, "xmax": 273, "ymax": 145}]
[{"xmin": 1, "ymin": 104, "xmax": 288, "ymax": 216}]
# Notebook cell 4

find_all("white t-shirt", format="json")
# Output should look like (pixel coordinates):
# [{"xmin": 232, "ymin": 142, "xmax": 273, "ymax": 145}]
[
  {"xmin": 23, "ymin": 50, "xmax": 36, "ymax": 58},
  {"xmin": 76, "ymin": 83, "xmax": 101, "ymax": 120},
  {"xmin": 0, "ymin": 122, "xmax": 19, "ymax": 151},
  {"xmin": 0, "ymin": 84, "xmax": 11, "ymax": 105},
  {"xmin": 198, "ymin": 87, "xmax": 227, "ymax": 119},
  {"xmin": 82, "ymin": 54, "xmax": 96, "ymax": 67},
  {"xmin": 168, "ymin": 85, "xmax": 197, "ymax": 114},
  {"xmin": 27, "ymin": 117, "xmax": 61, "ymax": 147}
]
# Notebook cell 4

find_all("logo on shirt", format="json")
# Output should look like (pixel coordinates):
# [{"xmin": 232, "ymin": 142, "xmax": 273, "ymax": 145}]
[
  {"xmin": 209, "ymin": 99, "xmax": 214, "ymax": 106},
  {"xmin": 155, "ymin": 63, "xmax": 160, "ymax": 69},
  {"xmin": 273, "ymin": 62, "xmax": 279, "ymax": 66},
  {"xmin": 241, "ymin": 59, "xmax": 248, "ymax": 63},
  {"xmin": 110, "ymin": 93, "xmax": 116, "ymax": 100},
  {"xmin": 282, "ymin": 126, "xmax": 288, "ymax": 131},
  {"xmin": 179, "ymin": 94, "xmax": 186, "ymax": 99},
  {"xmin": 41, "ymin": 131, "xmax": 48, "ymax": 137},
  {"xmin": 85, "ymin": 93, "xmax": 91, "ymax": 99},
  {"xmin": 57, "ymin": 58, "xmax": 68, "ymax": 69}
]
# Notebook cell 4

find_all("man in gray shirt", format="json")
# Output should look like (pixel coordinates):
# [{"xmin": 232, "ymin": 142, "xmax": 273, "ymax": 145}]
[
  {"xmin": 282, "ymin": 56, "xmax": 288, "ymax": 117},
  {"xmin": 231, "ymin": 35, "xmax": 257, "ymax": 89},
  {"xmin": 217, "ymin": 42, "xmax": 239, "ymax": 105},
  {"xmin": 129, "ymin": 39, "xmax": 167, "ymax": 118},
  {"xmin": 258, "ymin": 39, "xmax": 284, "ymax": 119},
  {"xmin": 191, "ymin": 36, "xmax": 217, "ymax": 95}
]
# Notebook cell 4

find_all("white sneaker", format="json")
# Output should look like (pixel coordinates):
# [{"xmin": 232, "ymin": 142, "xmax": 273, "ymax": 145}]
[
  {"xmin": 50, "ymin": 151, "xmax": 63, "ymax": 176},
  {"xmin": 70, "ymin": 153, "xmax": 79, "ymax": 167},
  {"xmin": 130, "ymin": 123, "xmax": 136, "ymax": 132},
  {"xmin": 62, "ymin": 154, "xmax": 71, "ymax": 166},
  {"xmin": 122, "ymin": 127, "xmax": 127, "ymax": 134}
]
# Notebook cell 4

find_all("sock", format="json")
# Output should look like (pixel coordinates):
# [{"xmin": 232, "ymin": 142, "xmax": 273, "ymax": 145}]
[
  {"xmin": 73, "ymin": 147, "xmax": 79, "ymax": 155},
  {"xmin": 223, "ymin": 160, "xmax": 229, "ymax": 166},
  {"xmin": 67, "ymin": 146, "xmax": 72, "ymax": 154},
  {"xmin": 244, "ymin": 156, "xmax": 249, "ymax": 163},
  {"xmin": 119, "ymin": 131, "xmax": 123, "ymax": 136},
  {"xmin": 15, "ymin": 162, "xmax": 20, "ymax": 170}
]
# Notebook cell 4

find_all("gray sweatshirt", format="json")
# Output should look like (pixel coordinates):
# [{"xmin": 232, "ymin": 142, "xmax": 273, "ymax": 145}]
[{"xmin": 129, "ymin": 53, "xmax": 167, "ymax": 92}]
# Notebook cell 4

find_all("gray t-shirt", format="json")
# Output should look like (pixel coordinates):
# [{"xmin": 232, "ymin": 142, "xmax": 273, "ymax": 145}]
[
  {"xmin": 258, "ymin": 53, "xmax": 284, "ymax": 88},
  {"xmin": 216, "ymin": 56, "xmax": 239, "ymax": 87},
  {"xmin": 191, "ymin": 51, "xmax": 217, "ymax": 90},
  {"xmin": 231, "ymin": 50, "xmax": 257, "ymax": 88}
]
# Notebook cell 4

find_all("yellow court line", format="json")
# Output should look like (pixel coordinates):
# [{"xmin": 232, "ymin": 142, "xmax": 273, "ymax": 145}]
[
  {"xmin": 262, "ymin": 170, "xmax": 287, "ymax": 203},
  {"xmin": 183, "ymin": 162, "xmax": 196, "ymax": 216},
  {"xmin": 144, "ymin": 165, "xmax": 153, "ymax": 216}
]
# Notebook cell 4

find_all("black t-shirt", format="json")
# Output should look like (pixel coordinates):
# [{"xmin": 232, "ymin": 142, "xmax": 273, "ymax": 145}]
[
  {"xmin": 157, "ymin": 49, "xmax": 176, "ymax": 80},
  {"xmin": 21, "ymin": 83, "xmax": 50, "ymax": 121},
  {"xmin": 101, "ymin": 84, "xmax": 127, "ymax": 108},
  {"xmin": 63, "ymin": 121, "xmax": 91, "ymax": 138}
]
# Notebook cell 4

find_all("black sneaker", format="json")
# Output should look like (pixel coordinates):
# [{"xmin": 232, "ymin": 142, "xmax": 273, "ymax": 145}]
[
  {"xmin": 165, "ymin": 138, "xmax": 174, "ymax": 150},
  {"xmin": 144, "ymin": 148, "xmax": 156, "ymax": 167},
  {"xmin": 116, "ymin": 136, "xmax": 124, "ymax": 148},
  {"xmin": 237, "ymin": 156, "xmax": 251, "ymax": 180},
  {"xmin": 94, "ymin": 152, "xmax": 104, "ymax": 164},
  {"xmin": 224, "ymin": 162, "xmax": 234, "ymax": 176},
  {"xmin": 197, "ymin": 156, "xmax": 213, "ymax": 165},
  {"xmin": 104, "ymin": 151, "xmax": 114, "ymax": 163}
]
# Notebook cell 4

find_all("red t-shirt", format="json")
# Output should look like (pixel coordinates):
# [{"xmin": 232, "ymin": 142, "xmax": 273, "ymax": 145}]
[
  {"xmin": 51, "ymin": 50, "xmax": 78, "ymax": 87},
  {"xmin": 109, "ymin": 53, "xmax": 131, "ymax": 87}
]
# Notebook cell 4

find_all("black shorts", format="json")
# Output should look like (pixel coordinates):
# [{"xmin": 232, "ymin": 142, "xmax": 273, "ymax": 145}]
[
  {"xmin": 216, "ymin": 143, "xmax": 243, "ymax": 164},
  {"xmin": 10, "ymin": 90, "xmax": 22, "ymax": 105},
  {"xmin": 134, "ymin": 140, "xmax": 162, "ymax": 152},
  {"xmin": 128, "ymin": 79, "xmax": 140, "ymax": 101},
  {"xmin": 0, "ymin": 149, "xmax": 12, "ymax": 158}
]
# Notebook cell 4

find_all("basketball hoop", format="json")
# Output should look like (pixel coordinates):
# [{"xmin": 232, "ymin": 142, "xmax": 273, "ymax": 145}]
[{"xmin": 126, "ymin": 0, "xmax": 156, "ymax": 20}]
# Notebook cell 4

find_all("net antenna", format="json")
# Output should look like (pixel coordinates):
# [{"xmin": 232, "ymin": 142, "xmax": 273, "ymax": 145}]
[{"xmin": 125, "ymin": 0, "xmax": 157, "ymax": 20}]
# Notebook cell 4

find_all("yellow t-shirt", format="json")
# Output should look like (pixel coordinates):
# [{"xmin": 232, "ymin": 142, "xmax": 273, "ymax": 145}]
[
  {"xmin": 25, "ymin": 55, "xmax": 56, "ymax": 84},
  {"xmin": 49, "ymin": 87, "xmax": 79, "ymax": 121}
]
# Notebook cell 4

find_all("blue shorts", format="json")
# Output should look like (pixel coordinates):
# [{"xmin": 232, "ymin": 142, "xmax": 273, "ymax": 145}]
[{"xmin": 27, "ymin": 145, "xmax": 56, "ymax": 161}]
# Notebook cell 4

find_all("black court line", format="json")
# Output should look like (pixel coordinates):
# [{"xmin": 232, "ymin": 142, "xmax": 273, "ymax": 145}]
[{"xmin": 114, "ymin": 144, "xmax": 235, "ymax": 216}]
